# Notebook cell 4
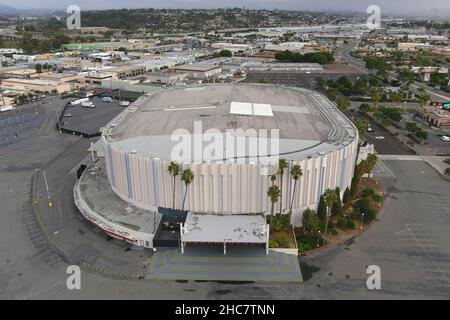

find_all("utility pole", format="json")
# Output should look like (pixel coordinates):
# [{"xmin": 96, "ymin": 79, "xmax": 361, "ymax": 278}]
[{"xmin": 43, "ymin": 170, "xmax": 53, "ymax": 207}]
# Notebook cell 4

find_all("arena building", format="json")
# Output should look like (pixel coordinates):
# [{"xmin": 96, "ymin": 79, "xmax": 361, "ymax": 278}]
[{"xmin": 75, "ymin": 84, "xmax": 358, "ymax": 251}]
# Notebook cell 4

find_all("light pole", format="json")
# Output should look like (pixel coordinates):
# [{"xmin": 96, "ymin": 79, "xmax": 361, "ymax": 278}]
[
  {"xmin": 317, "ymin": 230, "xmax": 321, "ymax": 247},
  {"xmin": 43, "ymin": 170, "xmax": 53, "ymax": 207},
  {"xmin": 360, "ymin": 212, "xmax": 365, "ymax": 230}
]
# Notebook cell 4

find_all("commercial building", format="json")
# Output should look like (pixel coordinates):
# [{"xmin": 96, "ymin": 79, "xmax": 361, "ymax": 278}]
[
  {"xmin": 173, "ymin": 64, "xmax": 223, "ymax": 78},
  {"xmin": 416, "ymin": 104, "xmax": 450, "ymax": 128},
  {"xmin": 0, "ymin": 78, "xmax": 71, "ymax": 94}
]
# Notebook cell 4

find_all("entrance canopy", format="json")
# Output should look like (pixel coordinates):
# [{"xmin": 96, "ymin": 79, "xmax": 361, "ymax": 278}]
[{"xmin": 181, "ymin": 213, "xmax": 268, "ymax": 245}]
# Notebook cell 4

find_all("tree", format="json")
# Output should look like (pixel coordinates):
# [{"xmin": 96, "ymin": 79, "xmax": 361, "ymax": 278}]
[
  {"xmin": 181, "ymin": 169, "xmax": 194, "ymax": 211},
  {"xmin": 35, "ymin": 63, "xmax": 42, "ymax": 73},
  {"xmin": 355, "ymin": 119, "xmax": 369, "ymax": 137},
  {"xmin": 359, "ymin": 103, "xmax": 370, "ymax": 114},
  {"xmin": 267, "ymin": 185, "xmax": 281, "ymax": 217},
  {"xmin": 418, "ymin": 92, "xmax": 431, "ymax": 107},
  {"xmin": 218, "ymin": 49, "xmax": 232, "ymax": 57},
  {"xmin": 277, "ymin": 159, "xmax": 288, "ymax": 215},
  {"xmin": 336, "ymin": 95, "xmax": 350, "ymax": 112},
  {"xmin": 343, "ymin": 187, "xmax": 351, "ymax": 204},
  {"xmin": 302, "ymin": 208, "xmax": 319, "ymax": 234},
  {"xmin": 317, "ymin": 195, "xmax": 327, "ymax": 221},
  {"xmin": 370, "ymin": 88, "xmax": 381, "ymax": 109},
  {"xmin": 331, "ymin": 187, "xmax": 342, "ymax": 215},
  {"xmin": 323, "ymin": 189, "xmax": 337, "ymax": 235},
  {"xmin": 365, "ymin": 154, "xmax": 378, "ymax": 180},
  {"xmin": 168, "ymin": 161, "xmax": 180, "ymax": 210},
  {"xmin": 290, "ymin": 164, "xmax": 303, "ymax": 213}
]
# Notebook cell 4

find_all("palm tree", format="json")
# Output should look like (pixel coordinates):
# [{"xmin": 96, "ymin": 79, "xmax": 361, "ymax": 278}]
[
  {"xmin": 290, "ymin": 164, "xmax": 303, "ymax": 214},
  {"xmin": 181, "ymin": 168, "xmax": 194, "ymax": 211},
  {"xmin": 418, "ymin": 92, "xmax": 430, "ymax": 107},
  {"xmin": 323, "ymin": 189, "xmax": 337, "ymax": 235},
  {"xmin": 365, "ymin": 154, "xmax": 378, "ymax": 184},
  {"xmin": 270, "ymin": 174, "xmax": 276, "ymax": 186},
  {"xmin": 370, "ymin": 88, "xmax": 381, "ymax": 109},
  {"xmin": 267, "ymin": 185, "xmax": 281, "ymax": 218},
  {"xmin": 278, "ymin": 159, "xmax": 288, "ymax": 215},
  {"xmin": 168, "ymin": 161, "xmax": 180, "ymax": 210}
]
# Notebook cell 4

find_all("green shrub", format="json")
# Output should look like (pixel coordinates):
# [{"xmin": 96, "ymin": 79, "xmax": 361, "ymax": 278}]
[
  {"xmin": 354, "ymin": 197, "xmax": 371, "ymax": 212},
  {"xmin": 278, "ymin": 234, "xmax": 290, "ymax": 247},
  {"xmin": 347, "ymin": 219, "xmax": 356, "ymax": 229},
  {"xmin": 361, "ymin": 188, "xmax": 374, "ymax": 198},
  {"xmin": 269, "ymin": 240, "xmax": 278, "ymax": 248},
  {"xmin": 270, "ymin": 214, "xmax": 291, "ymax": 231},
  {"xmin": 302, "ymin": 208, "xmax": 319, "ymax": 234},
  {"xmin": 337, "ymin": 218, "xmax": 348, "ymax": 229},
  {"xmin": 372, "ymin": 194, "xmax": 383, "ymax": 203},
  {"xmin": 297, "ymin": 232, "xmax": 324, "ymax": 248},
  {"xmin": 298, "ymin": 243, "xmax": 313, "ymax": 253},
  {"xmin": 362, "ymin": 208, "xmax": 376, "ymax": 222},
  {"xmin": 350, "ymin": 208, "xmax": 361, "ymax": 220},
  {"xmin": 329, "ymin": 227, "xmax": 338, "ymax": 235}
]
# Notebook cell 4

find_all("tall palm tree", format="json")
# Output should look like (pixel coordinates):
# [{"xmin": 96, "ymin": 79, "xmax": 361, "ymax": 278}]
[
  {"xmin": 267, "ymin": 185, "xmax": 281, "ymax": 218},
  {"xmin": 365, "ymin": 154, "xmax": 378, "ymax": 184},
  {"xmin": 370, "ymin": 88, "xmax": 381, "ymax": 109},
  {"xmin": 270, "ymin": 174, "xmax": 276, "ymax": 186},
  {"xmin": 168, "ymin": 161, "xmax": 180, "ymax": 210},
  {"xmin": 278, "ymin": 159, "xmax": 288, "ymax": 215},
  {"xmin": 290, "ymin": 164, "xmax": 303, "ymax": 214},
  {"xmin": 418, "ymin": 92, "xmax": 430, "ymax": 107},
  {"xmin": 181, "ymin": 168, "xmax": 194, "ymax": 211},
  {"xmin": 323, "ymin": 189, "xmax": 337, "ymax": 235}
]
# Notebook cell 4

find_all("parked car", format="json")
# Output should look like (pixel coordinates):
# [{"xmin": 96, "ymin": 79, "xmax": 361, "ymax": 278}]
[{"xmin": 441, "ymin": 136, "xmax": 450, "ymax": 142}]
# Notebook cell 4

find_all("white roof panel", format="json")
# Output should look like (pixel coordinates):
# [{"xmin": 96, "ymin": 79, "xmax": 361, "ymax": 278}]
[
  {"xmin": 253, "ymin": 103, "xmax": 274, "ymax": 117},
  {"xmin": 230, "ymin": 101, "xmax": 252, "ymax": 115}
]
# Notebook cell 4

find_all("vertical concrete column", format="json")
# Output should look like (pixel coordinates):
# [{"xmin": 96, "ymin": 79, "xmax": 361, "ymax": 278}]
[
  {"xmin": 180, "ymin": 223, "xmax": 184, "ymax": 254},
  {"xmin": 266, "ymin": 224, "xmax": 270, "ymax": 255}
]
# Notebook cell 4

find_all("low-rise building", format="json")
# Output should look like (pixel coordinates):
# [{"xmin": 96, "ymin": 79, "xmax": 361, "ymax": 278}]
[
  {"xmin": 0, "ymin": 68, "xmax": 40, "ymax": 78},
  {"xmin": 416, "ymin": 104, "xmax": 450, "ymax": 128},
  {"xmin": 0, "ymin": 78, "xmax": 71, "ymax": 94},
  {"xmin": 173, "ymin": 64, "xmax": 222, "ymax": 78},
  {"xmin": 144, "ymin": 72, "xmax": 188, "ymax": 85}
]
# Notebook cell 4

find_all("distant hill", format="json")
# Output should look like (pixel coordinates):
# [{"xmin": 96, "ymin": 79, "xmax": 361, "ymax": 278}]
[{"xmin": 0, "ymin": 5, "xmax": 56, "ymax": 16}]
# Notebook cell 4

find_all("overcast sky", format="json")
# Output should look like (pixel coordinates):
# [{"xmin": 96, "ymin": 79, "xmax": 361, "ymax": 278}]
[{"xmin": 1, "ymin": 0, "xmax": 449, "ymax": 16}]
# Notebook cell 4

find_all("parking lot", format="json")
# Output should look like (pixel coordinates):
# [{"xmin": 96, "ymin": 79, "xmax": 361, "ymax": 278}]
[
  {"xmin": 60, "ymin": 96, "xmax": 130, "ymax": 136},
  {"xmin": 346, "ymin": 112, "xmax": 414, "ymax": 155}
]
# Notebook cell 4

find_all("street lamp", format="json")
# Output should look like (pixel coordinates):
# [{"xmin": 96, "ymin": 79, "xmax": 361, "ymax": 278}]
[
  {"xmin": 317, "ymin": 230, "xmax": 321, "ymax": 247},
  {"xmin": 360, "ymin": 212, "xmax": 365, "ymax": 230}
]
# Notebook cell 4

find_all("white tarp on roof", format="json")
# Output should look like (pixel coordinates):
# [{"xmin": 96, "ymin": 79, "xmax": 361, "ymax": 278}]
[
  {"xmin": 229, "ymin": 101, "xmax": 273, "ymax": 117},
  {"xmin": 181, "ymin": 213, "xmax": 268, "ymax": 244}
]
